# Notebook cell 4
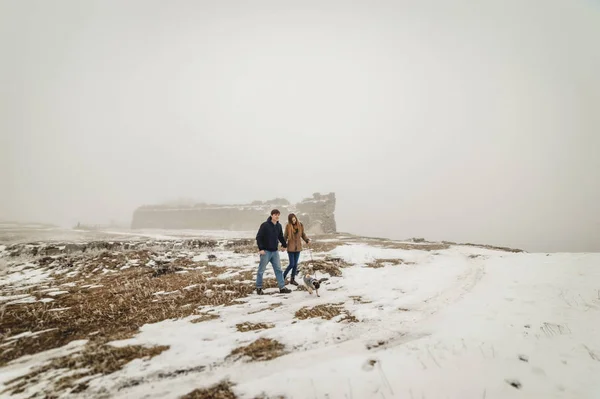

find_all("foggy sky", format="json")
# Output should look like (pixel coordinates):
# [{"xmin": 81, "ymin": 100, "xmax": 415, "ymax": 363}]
[{"xmin": 1, "ymin": 0, "xmax": 599, "ymax": 252}]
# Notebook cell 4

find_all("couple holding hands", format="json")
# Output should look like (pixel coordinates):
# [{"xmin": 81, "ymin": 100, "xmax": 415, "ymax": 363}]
[{"xmin": 255, "ymin": 209, "xmax": 311, "ymax": 295}]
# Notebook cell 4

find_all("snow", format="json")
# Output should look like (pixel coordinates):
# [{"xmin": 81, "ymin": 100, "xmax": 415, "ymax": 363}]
[
  {"xmin": 328, "ymin": 243, "xmax": 433, "ymax": 265},
  {"xmin": 6, "ymin": 296, "xmax": 37, "ymax": 305},
  {"xmin": 46, "ymin": 290, "xmax": 69, "ymax": 297},
  {"xmin": 1, "ymin": 236, "xmax": 599, "ymax": 398},
  {"xmin": 4, "ymin": 329, "xmax": 58, "ymax": 342},
  {"xmin": 80, "ymin": 284, "xmax": 103, "ymax": 289},
  {"xmin": 0, "ymin": 294, "xmax": 31, "ymax": 302},
  {"xmin": 79, "ymin": 247, "xmax": 600, "ymax": 398},
  {"xmin": 0, "ymin": 264, "xmax": 52, "ymax": 288},
  {"xmin": 0, "ymin": 340, "xmax": 87, "ymax": 388},
  {"xmin": 152, "ymin": 290, "xmax": 180, "ymax": 296}
]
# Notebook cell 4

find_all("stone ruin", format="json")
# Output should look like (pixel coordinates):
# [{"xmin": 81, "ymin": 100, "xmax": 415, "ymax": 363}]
[{"xmin": 131, "ymin": 192, "xmax": 337, "ymax": 234}]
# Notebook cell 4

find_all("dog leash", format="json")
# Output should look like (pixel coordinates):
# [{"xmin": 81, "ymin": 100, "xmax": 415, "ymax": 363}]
[{"xmin": 308, "ymin": 244, "xmax": 317, "ymax": 279}]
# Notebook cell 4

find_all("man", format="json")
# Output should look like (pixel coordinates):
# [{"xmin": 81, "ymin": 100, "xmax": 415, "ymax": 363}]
[{"xmin": 255, "ymin": 209, "xmax": 291, "ymax": 295}]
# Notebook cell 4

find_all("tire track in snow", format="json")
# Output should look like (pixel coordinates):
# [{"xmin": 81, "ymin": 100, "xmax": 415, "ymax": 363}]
[{"xmin": 418, "ymin": 255, "xmax": 486, "ymax": 317}]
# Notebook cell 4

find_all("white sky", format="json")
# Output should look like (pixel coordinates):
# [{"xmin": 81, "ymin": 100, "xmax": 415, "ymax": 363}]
[{"xmin": 1, "ymin": 0, "xmax": 599, "ymax": 252}]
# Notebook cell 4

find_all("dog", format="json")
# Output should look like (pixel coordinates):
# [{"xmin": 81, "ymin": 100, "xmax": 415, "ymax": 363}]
[{"xmin": 302, "ymin": 273, "xmax": 329, "ymax": 297}]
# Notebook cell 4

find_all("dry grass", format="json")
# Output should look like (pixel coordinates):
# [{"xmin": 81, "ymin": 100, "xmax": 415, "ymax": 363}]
[
  {"xmin": 224, "ymin": 239, "xmax": 258, "ymax": 254},
  {"xmin": 303, "ymin": 259, "xmax": 349, "ymax": 277},
  {"xmin": 237, "ymin": 270, "xmax": 255, "ymax": 281},
  {"xmin": 382, "ymin": 242, "xmax": 451, "ymax": 251},
  {"xmin": 350, "ymin": 296, "xmax": 372, "ymax": 304},
  {"xmin": 0, "ymin": 264, "xmax": 270, "ymax": 366},
  {"xmin": 228, "ymin": 338, "xmax": 286, "ymax": 362},
  {"xmin": 181, "ymin": 379, "xmax": 286, "ymax": 399},
  {"xmin": 2, "ymin": 343, "xmax": 168, "ymax": 396},
  {"xmin": 304, "ymin": 239, "xmax": 342, "ymax": 253},
  {"xmin": 191, "ymin": 313, "xmax": 220, "ymax": 323},
  {"xmin": 295, "ymin": 303, "xmax": 358, "ymax": 322},
  {"xmin": 254, "ymin": 394, "xmax": 287, "ymax": 399},
  {"xmin": 366, "ymin": 340, "xmax": 388, "ymax": 350},
  {"xmin": 248, "ymin": 303, "xmax": 282, "ymax": 314},
  {"xmin": 442, "ymin": 241, "xmax": 524, "ymax": 253},
  {"xmin": 180, "ymin": 380, "xmax": 237, "ymax": 399},
  {"xmin": 0, "ymin": 237, "xmax": 352, "ymax": 395},
  {"xmin": 236, "ymin": 322, "xmax": 274, "ymax": 332},
  {"xmin": 366, "ymin": 258, "xmax": 404, "ymax": 268},
  {"xmin": 0, "ymin": 243, "xmax": 287, "ymax": 395}
]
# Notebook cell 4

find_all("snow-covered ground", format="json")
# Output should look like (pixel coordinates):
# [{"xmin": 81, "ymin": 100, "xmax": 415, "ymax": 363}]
[
  {"xmin": 1, "ymin": 237, "xmax": 599, "ymax": 398},
  {"xmin": 0, "ymin": 224, "xmax": 255, "ymax": 245}
]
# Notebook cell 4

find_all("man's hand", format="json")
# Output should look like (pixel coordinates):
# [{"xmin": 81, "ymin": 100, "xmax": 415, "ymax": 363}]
[{"xmin": 259, "ymin": 250, "xmax": 265, "ymax": 255}]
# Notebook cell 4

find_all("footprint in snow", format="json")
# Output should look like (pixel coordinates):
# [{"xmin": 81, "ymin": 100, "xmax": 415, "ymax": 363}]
[
  {"xmin": 362, "ymin": 359, "xmax": 378, "ymax": 371},
  {"xmin": 505, "ymin": 379, "xmax": 522, "ymax": 389}
]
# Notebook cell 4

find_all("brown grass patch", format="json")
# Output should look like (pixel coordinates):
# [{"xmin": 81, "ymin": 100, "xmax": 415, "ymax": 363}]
[
  {"xmin": 2, "ymin": 343, "xmax": 168, "ymax": 396},
  {"xmin": 1, "ymin": 264, "xmax": 266, "ymax": 366},
  {"xmin": 180, "ymin": 380, "xmax": 238, "ymax": 399},
  {"xmin": 443, "ymin": 241, "xmax": 524, "ymax": 253},
  {"xmin": 254, "ymin": 394, "xmax": 287, "ymax": 399},
  {"xmin": 366, "ymin": 340, "xmax": 388, "ymax": 350},
  {"xmin": 228, "ymin": 338, "xmax": 286, "ymax": 362},
  {"xmin": 295, "ymin": 304, "xmax": 358, "ymax": 322},
  {"xmin": 350, "ymin": 296, "xmax": 372, "ymax": 304},
  {"xmin": 303, "ymin": 259, "xmax": 348, "ymax": 277},
  {"xmin": 366, "ymin": 258, "xmax": 404, "ymax": 268},
  {"xmin": 191, "ymin": 313, "xmax": 220, "ymax": 323},
  {"xmin": 305, "ymin": 239, "xmax": 342, "ymax": 253},
  {"xmin": 237, "ymin": 270, "xmax": 255, "ymax": 281},
  {"xmin": 382, "ymin": 242, "xmax": 451, "ymax": 251},
  {"xmin": 224, "ymin": 239, "xmax": 257, "ymax": 254},
  {"xmin": 341, "ymin": 314, "xmax": 359, "ymax": 323},
  {"xmin": 236, "ymin": 322, "xmax": 274, "ymax": 332}
]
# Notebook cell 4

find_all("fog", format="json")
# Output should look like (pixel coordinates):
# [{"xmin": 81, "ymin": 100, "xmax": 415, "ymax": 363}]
[{"xmin": 1, "ymin": 0, "xmax": 599, "ymax": 252}]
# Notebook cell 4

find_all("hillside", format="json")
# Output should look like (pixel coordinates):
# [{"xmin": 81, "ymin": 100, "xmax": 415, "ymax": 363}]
[{"xmin": 1, "ymin": 229, "xmax": 599, "ymax": 398}]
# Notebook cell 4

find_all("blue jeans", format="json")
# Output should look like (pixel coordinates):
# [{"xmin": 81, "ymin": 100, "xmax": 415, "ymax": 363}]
[
  {"xmin": 256, "ymin": 251, "xmax": 285, "ymax": 289},
  {"xmin": 283, "ymin": 251, "xmax": 301, "ymax": 280}
]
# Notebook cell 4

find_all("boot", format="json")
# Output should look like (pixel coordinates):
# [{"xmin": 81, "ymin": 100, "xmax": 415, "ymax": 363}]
[
  {"xmin": 256, "ymin": 288, "xmax": 264, "ymax": 295},
  {"xmin": 279, "ymin": 287, "xmax": 292, "ymax": 294},
  {"xmin": 290, "ymin": 278, "xmax": 299, "ymax": 286}
]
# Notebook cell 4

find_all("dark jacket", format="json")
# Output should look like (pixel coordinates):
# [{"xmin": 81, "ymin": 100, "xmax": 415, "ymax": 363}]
[{"xmin": 256, "ymin": 216, "xmax": 287, "ymax": 251}]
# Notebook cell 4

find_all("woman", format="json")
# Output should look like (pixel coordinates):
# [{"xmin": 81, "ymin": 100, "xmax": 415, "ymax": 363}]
[{"xmin": 283, "ymin": 213, "xmax": 311, "ymax": 285}]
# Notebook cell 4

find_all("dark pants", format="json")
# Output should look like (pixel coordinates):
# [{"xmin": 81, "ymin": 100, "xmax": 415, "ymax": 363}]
[{"xmin": 283, "ymin": 251, "xmax": 301, "ymax": 280}]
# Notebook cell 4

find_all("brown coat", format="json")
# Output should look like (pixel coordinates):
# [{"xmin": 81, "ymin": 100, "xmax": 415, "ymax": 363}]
[{"xmin": 284, "ymin": 222, "xmax": 310, "ymax": 252}]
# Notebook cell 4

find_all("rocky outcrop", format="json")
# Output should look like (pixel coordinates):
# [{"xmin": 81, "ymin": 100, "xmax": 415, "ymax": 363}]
[
  {"xmin": 131, "ymin": 192, "xmax": 337, "ymax": 234},
  {"xmin": 293, "ymin": 193, "xmax": 336, "ymax": 234}
]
